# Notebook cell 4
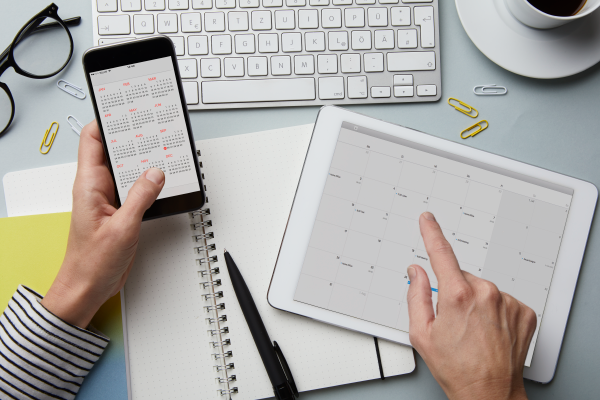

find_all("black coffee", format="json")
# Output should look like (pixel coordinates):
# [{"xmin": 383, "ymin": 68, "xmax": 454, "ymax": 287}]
[{"xmin": 527, "ymin": 0, "xmax": 587, "ymax": 17}]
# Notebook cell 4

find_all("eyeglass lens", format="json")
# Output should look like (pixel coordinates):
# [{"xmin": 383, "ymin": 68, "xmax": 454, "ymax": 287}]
[
  {"xmin": 12, "ymin": 16, "xmax": 71, "ymax": 77},
  {"xmin": 0, "ymin": 87, "xmax": 12, "ymax": 134}
]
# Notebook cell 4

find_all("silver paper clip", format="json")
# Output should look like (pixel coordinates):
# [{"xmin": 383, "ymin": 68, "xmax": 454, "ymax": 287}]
[
  {"xmin": 57, "ymin": 80, "xmax": 86, "ymax": 99},
  {"xmin": 67, "ymin": 115, "xmax": 84, "ymax": 136},
  {"xmin": 473, "ymin": 84, "xmax": 508, "ymax": 96}
]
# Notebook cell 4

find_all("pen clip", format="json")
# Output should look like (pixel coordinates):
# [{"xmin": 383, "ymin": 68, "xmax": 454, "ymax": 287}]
[{"xmin": 273, "ymin": 341, "xmax": 299, "ymax": 398}]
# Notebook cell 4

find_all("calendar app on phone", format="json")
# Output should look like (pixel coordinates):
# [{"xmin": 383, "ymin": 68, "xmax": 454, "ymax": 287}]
[{"xmin": 89, "ymin": 56, "xmax": 199, "ymax": 202}]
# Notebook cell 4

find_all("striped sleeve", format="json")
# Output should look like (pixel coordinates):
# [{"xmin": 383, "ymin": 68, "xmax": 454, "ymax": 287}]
[{"xmin": 0, "ymin": 285, "xmax": 110, "ymax": 400}]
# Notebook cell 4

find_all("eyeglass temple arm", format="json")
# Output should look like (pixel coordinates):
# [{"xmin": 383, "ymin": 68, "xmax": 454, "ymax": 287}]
[{"xmin": 0, "ymin": 16, "xmax": 81, "ymax": 66}]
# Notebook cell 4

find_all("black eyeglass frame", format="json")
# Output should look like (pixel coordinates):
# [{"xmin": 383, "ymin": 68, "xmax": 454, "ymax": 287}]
[{"xmin": 0, "ymin": 3, "xmax": 79, "ymax": 136}]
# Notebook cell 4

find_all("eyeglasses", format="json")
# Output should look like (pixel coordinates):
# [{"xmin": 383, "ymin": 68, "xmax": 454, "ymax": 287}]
[{"xmin": 0, "ymin": 3, "xmax": 81, "ymax": 136}]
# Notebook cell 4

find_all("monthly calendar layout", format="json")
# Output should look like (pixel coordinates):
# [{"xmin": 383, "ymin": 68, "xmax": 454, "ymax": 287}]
[
  {"xmin": 90, "ymin": 56, "xmax": 199, "ymax": 202},
  {"xmin": 294, "ymin": 123, "xmax": 573, "ymax": 365}
]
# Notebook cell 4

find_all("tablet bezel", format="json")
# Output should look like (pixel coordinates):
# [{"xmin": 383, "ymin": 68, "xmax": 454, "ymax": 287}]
[{"xmin": 267, "ymin": 106, "xmax": 597, "ymax": 383}]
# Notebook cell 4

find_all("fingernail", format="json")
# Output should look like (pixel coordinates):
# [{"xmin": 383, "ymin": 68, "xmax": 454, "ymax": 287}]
[
  {"xmin": 422, "ymin": 212, "xmax": 436, "ymax": 221},
  {"xmin": 407, "ymin": 266, "xmax": 416, "ymax": 281},
  {"xmin": 146, "ymin": 168, "xmax": 164, "ymax": 185}
]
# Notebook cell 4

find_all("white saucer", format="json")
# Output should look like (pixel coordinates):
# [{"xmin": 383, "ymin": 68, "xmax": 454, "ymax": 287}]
[{"xmin": 455, "ymin": 0, "xmax": 600, "ymax": 79}]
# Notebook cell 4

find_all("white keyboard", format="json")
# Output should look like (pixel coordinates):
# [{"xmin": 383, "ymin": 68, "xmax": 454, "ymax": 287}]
[{"xmin": 92, "ymin": 0, "xmax": 441, "ymax": 109}]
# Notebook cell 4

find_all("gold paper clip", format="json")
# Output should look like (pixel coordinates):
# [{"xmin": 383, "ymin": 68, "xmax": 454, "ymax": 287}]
[
  {"xmin": 40, "ymin": 121, "xmax": 59, "ymax": 154},
  {"xmin": 460, "ymin": 120, "xmax": 489, "ymax": 139},
  {"xmin": 448, "ymin": 97, "xmax": 479, "ymax": 118}
]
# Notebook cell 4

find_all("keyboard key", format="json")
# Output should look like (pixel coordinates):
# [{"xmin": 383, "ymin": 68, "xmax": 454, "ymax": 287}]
[
  {"xmin": 181, "ymin": 13, "xmax": 201, "ymax": 32},
  {"xmin": 200, "ymin": 58, "xmax": 221, "ymax": 77},
  {"xmin": 394, "ymin": 86, "xmax": 413, "ymax": 97},
  {"xmin": 247, "ymin": 56, "xmax": 268, "ymax": 75},
  {"xmin": 322, "ymin": 9, "xmax": 342, "ymax": 28},
  {"xmin": 298, "ymin": 9, "xmax": 319, "ymax": 29},
  {"xmin": 264, "ymin": 0, "xmax": 284, "ymax": 6},
  {"xmin": 171, "ymin": 36, "xmax": 185, "ymax": 55},
  {"xmin": 318, "ymin": 54, "xmax": 338, "ymax": 73},
  {"xmin": 271, "ymin": 55, "xmax": 292, "ymax": 75},
  {"xmin": 212, "ymin": 35, "xmax": 232, "ymax": 54},
  {"xmin": 305, "ymin": 31, "xmax": 326, "ymax": 51},
  {"xmin": 374, "ymin": 29, "xmax": 393, "ymax": 49},
  {"xmin": 398, "ymin": 29, "xmax": 417, "ymax": 48},
  {"xmin": 189, "ymin": 35, "xmax": 209, "ymax": 54},
  {"xmin": 228, "ymin": 12, "xmax": 249, "ymax": 31},
  {"xmin": 133, "ymin": 14, "xmax": 155, "ymax": 34},
  {"xmin": 205, "ymin": 12, "xmax": 226, "ymax": 31},
  {"xmin": 216, "ymin": 0, "xmax": 236, "ymax": 7},
  {"xmin": 224, "ymin": 57, "xmax": 245, "ymax": 76},
  {"xmin": 239, "ymin": 0, "xmax": 260, "ymax": 7},
  {"xmin": 379, "ymin": 0, "xmax": 398, "ymax": 3},
  {"xmin": 192, "ymin": 0, "xmax": 212, "ymax": 8},
  {"xmin": 178, "ymin": 58, "xmax": 198, "ymax": 78},
  {"xmin": 402, "ymin": 0, "xmax": 432, "ymax": 2},
  {"xmin": 98, "ymin": 15, "xmax": 131, "ymax": 35},
  {"xmin": 145, "ymin": 0, "xmax": 166, "ymax": 10},
  {"xmin": 252, "ymin": 10, "xmax": 272, "ymax": 30},
  {"xmin": 329, "ymin": 31, "xmax": 349, "ymax": 51},
  {"xmin": 286, "ymin": 0, "xmax": 306, "ymax": 6},
  {"xmin": 393, "ymin": 74, "xmax": 413, "ymax": 85},
  {"xmin": 310, "ymin": 0, "xmax": 330, "ymax": 5},
  {"xmin": 364, "ymin": 52, "xmax": 383, "ymax": 72},
  {"xmin": 259, "ymin": 33, "xmax": 279, "ymax": 52},
  {"xmin": 341, "ymin": 53, "xmax": 361, "ymax": 72},
  {"xmin": 414, "ymin": 6, "xmax": 435, "ymax": 48},
  {"xmin": 122, "ymin": 0, "xmax": 143, "ymax": 11},
  {"xmin": 282, "ymin": 32, "xmax": 302, "ymax": 52},
  {"xmin": 390, "ymin": 7, "xmax": 410, "ymax": 26},
  {"xmin": 275, "ymin": 10, "xmax": 295, "ymax": 29},
  {"xmin": 356, "ymin": 0, "xmax": 375, "ymax": 4},
  {"xmin": 345, "ymin": 8, "xmax": 365, "ymax": 27},
  {"xmin": 182, "ymin": 81, "xmax": 199, "ymax": 104},
  {"xmin": 294, "ymin": 55, "xmax": 315, "ymax": 74},
  {"xmin": 348, "ymin": 76, "xmax": 367, "ymax": 98},
  {"xmin": 351, "ymin": 30, "xmax": 371, "ymax": 50},
  {"xmin": 235, "ymin": 34, "xmax": 255, "ymax": 53},
  {"xmin": 371, "ymin": 86, "xmax": 390, "ymax": 97},
  {"xmin": 99, "ymin": 37, "xmax": 134, "ymax": 45},
  {"xmin": 333, "ymin": 0, "xmax": 352, "ymax": 4},
  {"xmin": 98, "ymin": 0, "xmax": 118, "ymax": 12},
  {"xmin": 202, "ymin": 78, "xmax": 315, "ymax": 103},
  {"xmin": 157, "ymin": 14, "xmax": 178, "ymax": 33},
  {"xmin": 367, "ymin": 8, "xmax": 388, "ymax": 26},
  {"xmin": 387, "ymin": 51, "xmax": 435, "ymax": 71},
  {"xmin": 318, "ymin": 77, "xmax": 344, "ymax": 99},
  {"xmin": 169, "ymin": 0, "xmax": 189, "ymax": 9},
  {"xmin": 417, "ymin": 84, "xmax": 437, "ymax": 96}
]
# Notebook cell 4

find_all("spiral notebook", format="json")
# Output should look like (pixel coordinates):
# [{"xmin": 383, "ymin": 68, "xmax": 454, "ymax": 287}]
[{"xmin": 3, "ymin": 124, "xmax": 415, "ymax": 399}]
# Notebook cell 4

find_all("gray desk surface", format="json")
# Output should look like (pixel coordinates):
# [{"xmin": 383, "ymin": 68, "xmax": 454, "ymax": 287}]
[{"xmin": 2, "ymin": 1, "xmax": 599, "ymax": 399}]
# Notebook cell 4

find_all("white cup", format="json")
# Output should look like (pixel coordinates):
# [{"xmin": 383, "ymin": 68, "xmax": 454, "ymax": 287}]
[{"xmin": 505, "ymin": 0, "xmax": 600, "ymax": 29}]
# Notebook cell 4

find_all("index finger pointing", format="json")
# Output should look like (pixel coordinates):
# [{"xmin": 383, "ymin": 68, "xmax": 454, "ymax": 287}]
[{"xmin": 419, "ymin": 212, "xmax": 466, "ymax": 290}]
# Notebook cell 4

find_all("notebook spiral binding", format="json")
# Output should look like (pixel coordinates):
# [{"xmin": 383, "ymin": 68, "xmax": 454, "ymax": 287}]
[{"xmin": 189, "ymin": 150, "xmax": 238, "ymax": 396}]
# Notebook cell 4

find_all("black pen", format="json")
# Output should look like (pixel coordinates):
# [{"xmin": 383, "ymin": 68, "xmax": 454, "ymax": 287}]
[{"xmin": 223, "ymin": 249, "xmax": 298, "ymax": 400}]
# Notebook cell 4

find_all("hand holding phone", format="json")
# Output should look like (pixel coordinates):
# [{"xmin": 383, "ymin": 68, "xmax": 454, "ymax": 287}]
[{"xmin": 83, "ymin": 36, "xmax": 205, "ymax": 220}]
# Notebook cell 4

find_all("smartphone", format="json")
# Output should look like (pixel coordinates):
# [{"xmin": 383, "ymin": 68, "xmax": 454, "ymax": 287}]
[{"xmin": 82, "ymin": 36, "xmax": 205, "ymax": 220}]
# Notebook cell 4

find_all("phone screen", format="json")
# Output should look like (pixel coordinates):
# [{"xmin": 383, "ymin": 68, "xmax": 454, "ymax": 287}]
[{"xmin": 89, "ymin": 56, "xmax": 200, "ymax": 203}]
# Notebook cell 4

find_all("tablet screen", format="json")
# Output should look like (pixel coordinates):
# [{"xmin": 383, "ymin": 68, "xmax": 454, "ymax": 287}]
[{"xmin": 293, "ymin": 122, "xmax": 573, "ymax": 365}]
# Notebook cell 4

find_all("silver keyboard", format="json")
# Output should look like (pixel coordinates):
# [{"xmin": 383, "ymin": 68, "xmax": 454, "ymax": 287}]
[{"xmin": 92, "ymin": 0, "xmax": 441, "ymax": 109}]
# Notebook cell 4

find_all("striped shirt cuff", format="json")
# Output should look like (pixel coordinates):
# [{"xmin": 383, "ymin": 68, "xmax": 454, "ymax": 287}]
[{"xmin": 0, "ymin": 285, "xmax": 110, "ymax": 400}]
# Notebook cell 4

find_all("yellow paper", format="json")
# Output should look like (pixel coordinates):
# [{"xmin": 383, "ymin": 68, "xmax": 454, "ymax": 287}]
[{"xmin": 0, "ymin": 212, "xmax": 122, "ymax": 335}]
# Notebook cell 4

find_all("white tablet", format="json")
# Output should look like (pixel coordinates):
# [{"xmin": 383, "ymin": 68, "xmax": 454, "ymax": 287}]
[{"xmin": 268, "ymin": 106, "xmax": 597, "ymax": 383}]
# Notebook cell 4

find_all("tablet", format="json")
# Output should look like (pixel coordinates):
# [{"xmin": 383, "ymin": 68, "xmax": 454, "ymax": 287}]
[{"xmin": 268, "ymin": 106, "xmax": 597, "ymax": 383}]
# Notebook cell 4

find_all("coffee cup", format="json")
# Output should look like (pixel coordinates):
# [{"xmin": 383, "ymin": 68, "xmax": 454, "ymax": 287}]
[{"xmin": 505, "ymin": 0, "xmax": 600, "ymax": 29}]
